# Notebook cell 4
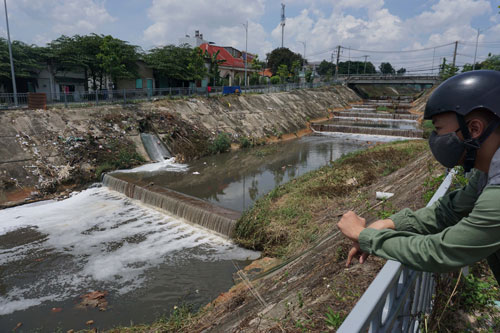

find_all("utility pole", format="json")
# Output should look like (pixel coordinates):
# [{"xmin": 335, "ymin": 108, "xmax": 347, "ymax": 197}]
[
  {"xmin": 431, "ymin": 47, "xmax": 436, "ymax": 75},
  {"xmin": 363, "ymin": 55, "xmax": 369, "ymax": 74},
  {"xmin": 335, "ymin": 45, "xmax": 341, "ymax": 81},
  {"xmin": 473, "ymin": 28, "xmax": 481, "ymax": 70},
  {"xmin": 347, "ymin": 47, "xmax": 351, "ymax": 77},
  {"xmin": 3, "ymin": 0, "xmax": 17, "ymax": 106},
  {"xmin": 242, "ymin": 20, "xmax": 248, "ymax": 87},
  {"xmin": 451, "ymin": 41, "xmax": 458, "ymax": 69},
  {"xmin": 298, "ymin": 41, "xmax": 306, "ymax": 70},
  {"xmin": 280, "ymin": 3, "xmax": 286, "ymax": 48}
]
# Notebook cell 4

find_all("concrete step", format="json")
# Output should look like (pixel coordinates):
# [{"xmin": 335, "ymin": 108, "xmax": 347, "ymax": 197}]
[
  {"xmin": 334, "ymin": 111, "xmax": 420, "ymax": 120},
  {"xmin": 311, "ymin": 123, "xmax": 423, "ymax": 138}
]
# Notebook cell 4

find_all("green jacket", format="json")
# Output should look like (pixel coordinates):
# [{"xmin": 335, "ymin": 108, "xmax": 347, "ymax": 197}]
[{"xmin": 359, "ymin": 162, "xmax": 500, "ymax": 283}]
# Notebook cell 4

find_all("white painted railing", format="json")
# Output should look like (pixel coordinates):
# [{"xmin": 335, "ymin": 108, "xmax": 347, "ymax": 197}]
[{"xmin": 338, "ymin": 169, "xmax": 456, "ymax": 332}]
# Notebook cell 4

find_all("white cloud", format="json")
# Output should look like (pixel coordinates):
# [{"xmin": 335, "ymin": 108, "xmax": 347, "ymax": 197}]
[
  {"xmin": 7, "ymin": 0, "xmax": 115, "ymax": 43},
  {"xmin": 144, "ymin": 0, "xmax": 266, "ymax": 48}
]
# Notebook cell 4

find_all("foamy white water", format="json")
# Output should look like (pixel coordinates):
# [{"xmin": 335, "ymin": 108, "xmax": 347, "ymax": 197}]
[
  {"xmin": 118, "ymin": 157, "xmax": 189, "ymax": 173},
  {"xmin": 0, "ymin": 186, "xmax": 259, "ymax": 315}
]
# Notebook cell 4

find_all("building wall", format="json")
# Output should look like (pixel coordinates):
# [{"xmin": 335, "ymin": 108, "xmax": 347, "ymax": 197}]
[{"xmin": 116, "ymin": 62, "xmax": 155, "ymax": 90}]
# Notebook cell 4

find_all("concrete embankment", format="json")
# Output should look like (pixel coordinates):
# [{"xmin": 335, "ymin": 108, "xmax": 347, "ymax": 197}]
[{"xmin": 0, "ymin": 86, "xmax": 360, "ymax": 206}]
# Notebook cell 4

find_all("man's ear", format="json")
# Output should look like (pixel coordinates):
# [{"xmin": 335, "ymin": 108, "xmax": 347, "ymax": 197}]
[{"xmin": 468, "ymin": 118, "xmax": 486, "ymax": 139}]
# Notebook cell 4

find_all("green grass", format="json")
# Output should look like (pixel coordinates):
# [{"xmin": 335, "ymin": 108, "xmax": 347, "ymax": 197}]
[
  {"xmin": 422, "ymin": 119, "xmax": 434, "ymax": 139},
  {"xmin": 235, "ymin": 140, "xmax": 428, "ymax": 257}
]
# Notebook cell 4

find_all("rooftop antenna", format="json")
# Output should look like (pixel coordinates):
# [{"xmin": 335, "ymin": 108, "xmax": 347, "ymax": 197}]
[{"xmin": 280, "ymin": 3, "xmax": 286, "ymax": 48}]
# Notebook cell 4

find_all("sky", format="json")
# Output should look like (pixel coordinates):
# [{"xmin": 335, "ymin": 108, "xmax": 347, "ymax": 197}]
[{"xmin": 2, "ymin": 0, "xmax": 500, "ymax": 73}]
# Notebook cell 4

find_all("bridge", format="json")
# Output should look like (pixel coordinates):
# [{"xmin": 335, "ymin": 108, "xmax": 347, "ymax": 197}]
[{"xmin": 342, "ymin": 74, "xmax": 441, "ymax": 85}]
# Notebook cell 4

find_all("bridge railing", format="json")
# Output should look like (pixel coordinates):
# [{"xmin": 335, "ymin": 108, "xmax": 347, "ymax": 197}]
[{"xmin": 338, "ymin": 169, "xmax": 456, "ymax": 333}]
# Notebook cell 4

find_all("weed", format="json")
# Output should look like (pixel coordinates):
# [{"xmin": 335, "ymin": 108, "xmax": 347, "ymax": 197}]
[
  {"xmin": 239, "ymin": 136, "xmax": 252, "ymax": 148},
  {"xmin": 297, "ymin": 292, "xmax": 303, "ymax": 308},
  {"xmin": 422, "ymin": 119, "xmax": 434, "ymax": 139},
  {"xmin": 376, "ymin": 200, "xmax": 397, "ymax": 219},
  {"xmin": 422, "ymin": 173, "xmax": 445, "ymax": 203},
  {"xmin": 324, "ymin": 307, "xmax": 344, "ymax": 329},
  {"xmin": 209, "ymin": 132, "xmax": 231, "ymax": 154}
]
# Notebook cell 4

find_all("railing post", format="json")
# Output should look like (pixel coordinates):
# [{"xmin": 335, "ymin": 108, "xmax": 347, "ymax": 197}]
[
  {"xmin": 123, "ymin": 89, "xmax": 126, "ymax": 104},
  {"xmin": 63, "ymin": 90, "xmax": 68, "ymax": 108},
  {"xmin": 95, "ymin": 90, "xmax": 98, "ymax": 106}
]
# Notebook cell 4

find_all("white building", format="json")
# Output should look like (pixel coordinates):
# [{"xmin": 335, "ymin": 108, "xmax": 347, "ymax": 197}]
[{"xmin": 178, "ymin": 30, "xmax": 208, "ymax": 48}]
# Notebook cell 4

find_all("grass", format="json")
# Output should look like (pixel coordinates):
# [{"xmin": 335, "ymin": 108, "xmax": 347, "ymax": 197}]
[
  {"xmin": 234, "ymin": 139, "xmax": 428, "ymax": 257},
  {"xmin": 95, "ymin": 140, "xmax": 145, "ymax": 179},
  {"xmin": 427, "ymin": 261, "xmax": 500, "ymax": 332},
  {"xmin": 422, "ymin": 119, "xmax": 434, "ymax": 139}
]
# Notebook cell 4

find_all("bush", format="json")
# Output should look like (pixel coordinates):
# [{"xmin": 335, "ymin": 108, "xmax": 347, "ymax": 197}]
[
  {"xmin": 270, "ymin": 76, "xmax": 281, "ymax": 85},
  {"xmin": 210, "ymin": 132, "xmax": 231, "ymax": 154},
  {"xmin": 239, "ymin": 136, "xmax": 252, "ymax": 148}
]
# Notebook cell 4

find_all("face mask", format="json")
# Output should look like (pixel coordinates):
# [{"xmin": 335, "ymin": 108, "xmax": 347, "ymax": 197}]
[{"xmin": 428, "ymin": 131, "xmax": 466, "ymax": 168}]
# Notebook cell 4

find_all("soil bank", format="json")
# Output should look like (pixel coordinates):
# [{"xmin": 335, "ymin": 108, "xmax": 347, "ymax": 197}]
[{"xmin": 0, "ymin": 86, "xmax": 360, "ymax": 206}]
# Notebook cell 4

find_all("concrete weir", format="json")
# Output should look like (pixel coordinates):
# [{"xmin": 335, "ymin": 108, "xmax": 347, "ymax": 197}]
[
  {"xmin": 102, "ymin": 174, "xmax": 241, "ymax": 238},
  {"xmin": 311, "ymin": 123, "xmax": 423, "ymax": 138},
  {"xmin": 314, "ymin": 99, "xmax": 423, "ymax": 138}
]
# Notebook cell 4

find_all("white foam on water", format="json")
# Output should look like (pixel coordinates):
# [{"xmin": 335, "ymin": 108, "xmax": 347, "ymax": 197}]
[
  {"xmin": 0, "ymin": 187, "xmax": 259, "ymax": 315},
  {"xmin": 117, "ymin": 157, "xmax": 189, "ymax": 173}
]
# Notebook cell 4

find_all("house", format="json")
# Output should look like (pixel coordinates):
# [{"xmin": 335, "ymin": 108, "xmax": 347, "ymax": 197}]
[
  {"xmin": 115, "ymin": 60, "xmax": 155, "ymax": 91},
  {"xmin": 36, "ymin": 65, "xmax": 86, "ymax": 101},
  {"xmin": 199, "ymin": 43, "xmax": 257, "ymax": 87}
]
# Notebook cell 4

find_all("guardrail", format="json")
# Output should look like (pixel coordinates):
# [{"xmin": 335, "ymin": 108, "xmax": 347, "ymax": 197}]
[
  {"xmin": 338, "ymin": 168, "xmax": 456, "ymax": 333},
  {"xmin": 0, "ymin": 80, "xmax": 341, "ymax": 109}
]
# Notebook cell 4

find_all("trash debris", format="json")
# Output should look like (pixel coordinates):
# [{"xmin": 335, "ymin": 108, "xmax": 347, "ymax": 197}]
[
  {"xmin": 77, "ymin": 291, "xmax": 108, "ymax": 311},
  {"xmin": 193, "ymin": 171, "xmax": 200, "ymax": 175},
  {"xmin": 51, "ymin": 307, "xmax": 62, "ymax": 313},
  {"xmin": 376, "ymin": 191, "xmax": 394, "ymax": 200},
  {"xmin": 85, "ymin": 320, "xmax": 94, "ymax": 325},
  {"xmin": 13, "ymin": 322, "xmax": 22, "ymax": 331}
]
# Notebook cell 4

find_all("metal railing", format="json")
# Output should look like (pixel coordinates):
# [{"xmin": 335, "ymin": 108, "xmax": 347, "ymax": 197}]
[
  {"xmin": 338, "ymin": 169, "xmax": 456, "ymax": 333},
  {"xmin": 0, "ymin": 81, "xmax": 340, "ymax": 109}
]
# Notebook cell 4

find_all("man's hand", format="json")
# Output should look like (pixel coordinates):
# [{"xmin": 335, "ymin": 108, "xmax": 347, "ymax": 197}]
[
  {"xmin": 346, "ymin": 242, "xmax": 369, "ymax": 267},
  {"xmin": 344, "ymin": 218, "xmax": 396, "ymax": 267},
  {"xmin": 337, "ymin": 211, "xmax": 366, "ymax": 242}
]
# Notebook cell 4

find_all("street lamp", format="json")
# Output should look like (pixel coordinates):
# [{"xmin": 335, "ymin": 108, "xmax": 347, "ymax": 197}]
[
  {"xmin": 3, "ymin": 0, "xmax": 17, "ymax": 106},
  {"xmin": 242, "ymin": 21, "xmax": 248, "ymax": 87}
]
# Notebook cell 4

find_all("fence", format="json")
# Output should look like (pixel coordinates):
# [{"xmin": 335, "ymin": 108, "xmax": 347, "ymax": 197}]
[
  {"xmin": 338, "ymin": 169, "xmax": 456, "ymax": 332},
  {"xmin": 0, "ymin": 80, "xmax": 340, "ymax": 110}
]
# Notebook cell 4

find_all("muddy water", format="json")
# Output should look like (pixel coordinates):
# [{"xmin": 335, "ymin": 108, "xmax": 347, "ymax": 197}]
[
  {"xmin": 0, "ymin": 134, "xmax": 403, "ymax": 331},
  {"xmin": 0, "ymin": 187, "xmax": 258, "ymax": 331},
  {"xmin": 114, "ymin": 135, "xmax": 371, "ymax": 213}
]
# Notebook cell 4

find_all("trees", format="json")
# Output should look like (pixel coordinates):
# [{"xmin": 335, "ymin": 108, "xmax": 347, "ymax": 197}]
[
  {"xmin": 480, "ymin": 54, "xmax": 500, "ymax": 71},
  {"xmin": 317, "ymin": 60, "xmax": 335, "ymax": 76},
  {"xmin": 97, "ymin": 35, "xmax": 140, "ymax": 86},
  {"xmin": 145, "ymin": 44, "xmax": 207, "ymax": 87},
  {"xmin": 47, "ymin": 34, "xmax": 140, "ymax": 90},
  {"xmin": 379, "ymin": 62, "xmax": 395, "ymax": 75},
  {"xmin": 396, "ymin": 67, "xmax": 406, "ymax": 75},
  {"xmin": 0, "ymin": 38, "xmax": 44, "ymax": 91},
  {"xmin": 276, "ymin": 64, "xmax": 289, "ymax": 83},
  {"xmin": 266, "ymin": 47, "xmax": 303, "ymax": 76},
  {"xmin": 440, "ymin": 58, "xmax": 459, "ymax": 80}
]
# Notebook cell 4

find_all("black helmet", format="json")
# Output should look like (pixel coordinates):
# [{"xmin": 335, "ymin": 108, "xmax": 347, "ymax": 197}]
[{"xmin": 424, "ymin": 70, "xmax": 500, "ymax": 120}]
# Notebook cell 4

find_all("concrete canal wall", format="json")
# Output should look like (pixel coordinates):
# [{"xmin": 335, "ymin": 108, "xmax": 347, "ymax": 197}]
[{"xmin": 0, "ymin": 86, "xmax": 361, "ymax": 206}]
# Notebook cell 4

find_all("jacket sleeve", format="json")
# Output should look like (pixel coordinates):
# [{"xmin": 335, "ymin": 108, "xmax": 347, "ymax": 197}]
[
  {"xmin": 359, "ymin": 186, "xmax": 500, "ymax": 273},
  {"xmin": 388, "ymin": 170, "xmax": 483, "ymax": 235}
]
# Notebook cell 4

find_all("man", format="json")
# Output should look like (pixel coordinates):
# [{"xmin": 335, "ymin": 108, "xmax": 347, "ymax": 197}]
[{"xmin": 337, "ymin": 70, "xmax": 500, "ymax": 283}]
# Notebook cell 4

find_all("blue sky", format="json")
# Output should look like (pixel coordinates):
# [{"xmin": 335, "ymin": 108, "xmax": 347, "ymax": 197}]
[{"xmin": 2, "ymin": 0, "xmax": 500, "ymax": 73}]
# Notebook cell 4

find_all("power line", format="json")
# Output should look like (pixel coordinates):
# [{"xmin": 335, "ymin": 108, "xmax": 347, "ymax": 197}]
[{"xmin": 345, "ymin": 42, "xmax": 456, "ymax": 54}]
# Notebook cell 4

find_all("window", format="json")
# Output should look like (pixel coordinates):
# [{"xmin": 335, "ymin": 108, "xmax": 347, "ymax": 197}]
[{"xmin": 136, "ymin": 79, "xmax": 143, "ymax": 89}]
